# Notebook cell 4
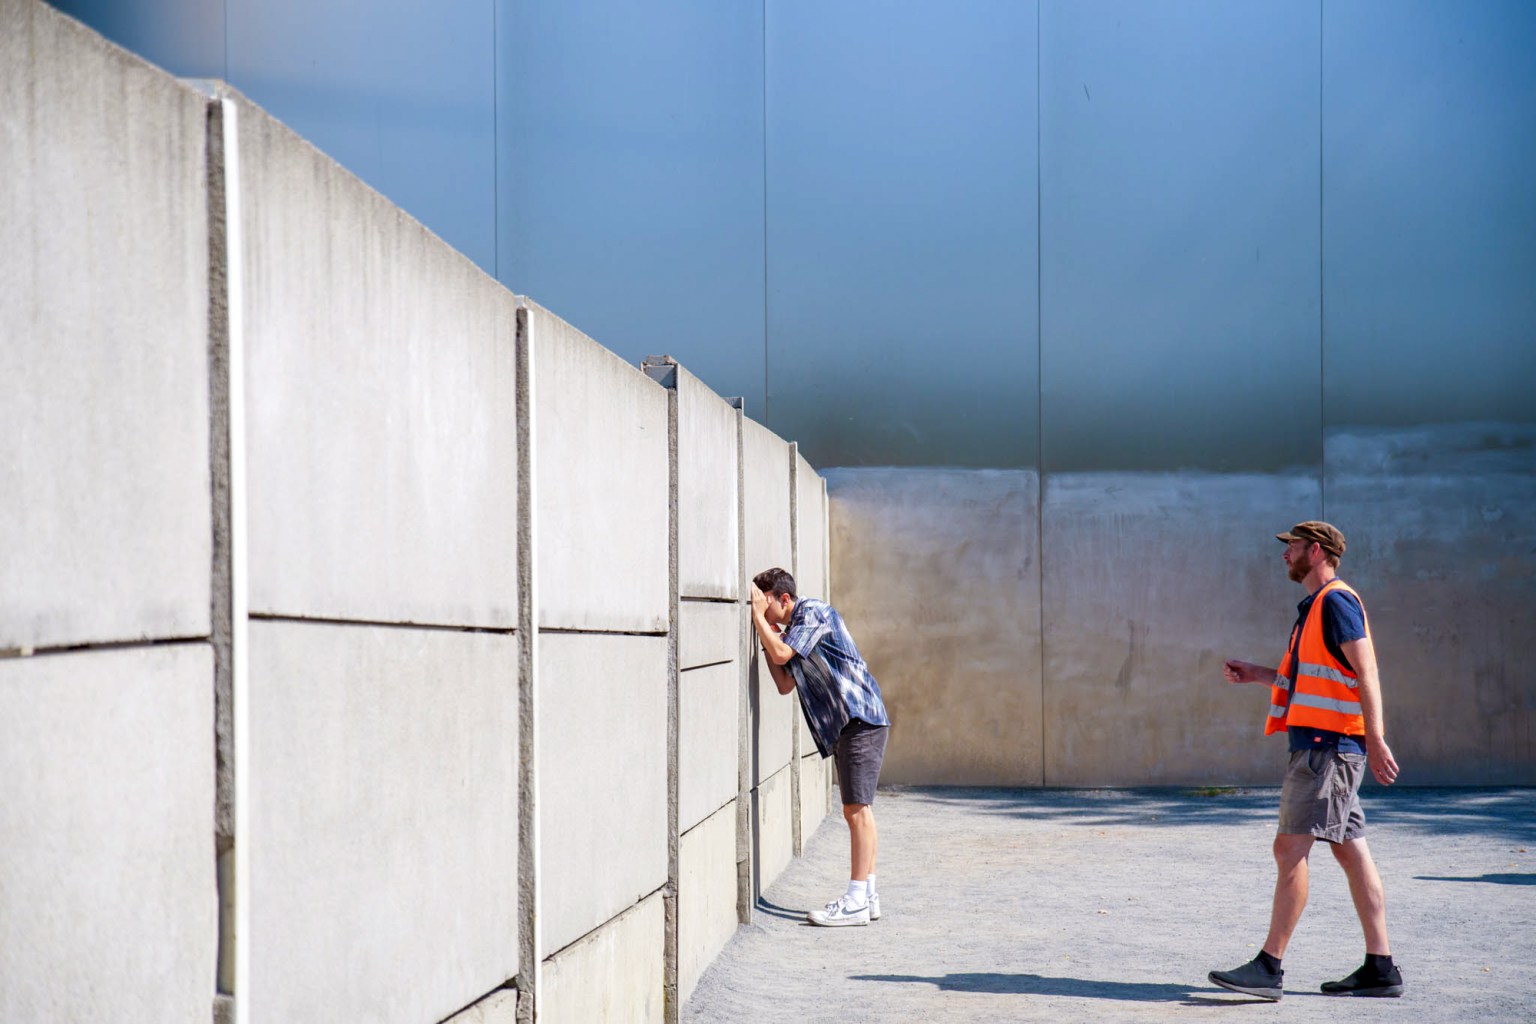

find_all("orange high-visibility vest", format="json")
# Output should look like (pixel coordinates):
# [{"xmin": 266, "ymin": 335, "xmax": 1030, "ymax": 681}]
[{"xmin": 1264, "ymin": 578, "xmax": 1367, "ymax": 736}]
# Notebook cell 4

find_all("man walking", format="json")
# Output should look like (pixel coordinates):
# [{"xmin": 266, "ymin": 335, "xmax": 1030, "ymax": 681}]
[
  {"xmin": 1209, "ymin": 521, "xmax": 1404, "ymax": 1000},
  {"xmin": 750, "ymin": 567, "xmax": 890, "ymax": 927}
]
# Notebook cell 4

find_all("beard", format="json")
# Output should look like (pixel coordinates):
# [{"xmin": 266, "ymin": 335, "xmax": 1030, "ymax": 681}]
[{"xmin": 1287, "ymin": 550, "xmax": 1313, "ymax": 582}]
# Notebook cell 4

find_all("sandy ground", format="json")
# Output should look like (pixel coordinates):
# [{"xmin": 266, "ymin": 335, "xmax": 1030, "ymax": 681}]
[{"xmin": 683, "ymin": 786, "xmax": 1535, "ymax": 1023}]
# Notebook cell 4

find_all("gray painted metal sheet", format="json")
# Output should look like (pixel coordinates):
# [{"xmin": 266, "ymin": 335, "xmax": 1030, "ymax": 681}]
[
  {"xmin": 1322, "ymin": 0, "xmax": 1536, "ymax": 427},
  {"xmin": 500, "ymin": 0, "xmax": 766, "ymax": 413},
  {"xmin": 765, "ymin": 0, "xmax": 1039, "ymax": 469},
  {"xmin": 225, "ymin": 0, "xmax": 497, "ymax": 271},
  {"xmin": 1040, "ymin": 0, "xmax": 1321, "ymax": 472}
]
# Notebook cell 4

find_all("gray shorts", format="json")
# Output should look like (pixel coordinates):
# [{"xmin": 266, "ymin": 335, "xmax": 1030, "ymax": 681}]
[
  {"xmin": 834, "ymin": 719, "xmax": 888, "ymax": 807},
  {"xmin": 1278, "ymin": 747, "xmax": 1367, "ymax": 843}
]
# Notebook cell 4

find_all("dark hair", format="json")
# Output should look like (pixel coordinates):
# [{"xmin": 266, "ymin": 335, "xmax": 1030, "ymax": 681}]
[{"xmin": 753, "ymin": 567, "xmax": 796, "ymax": 599}]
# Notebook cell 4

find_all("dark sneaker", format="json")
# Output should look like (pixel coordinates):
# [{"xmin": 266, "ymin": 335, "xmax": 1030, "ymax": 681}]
[
  {"xmin": 1208, "ymin": 956, "xmax": 1284, "ymax": 1001},
  {"xmin": 1322, "ymin": 962, "xmax": 1405, "ymax": 997}
]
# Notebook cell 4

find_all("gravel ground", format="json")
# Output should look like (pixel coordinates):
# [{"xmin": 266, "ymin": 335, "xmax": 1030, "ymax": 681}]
[{"xmin": 683, "ymin": 786, "xmax": 1535, "ymax": 1023}]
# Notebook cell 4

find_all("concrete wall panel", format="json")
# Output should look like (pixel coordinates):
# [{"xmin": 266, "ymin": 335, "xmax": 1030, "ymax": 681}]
[
  {"xmin": 541, "ymin": 894, "xmax": 664, "ymax": 1024},
  {"xmin": 794, "ymin": 451, "xmax": 828, "ymax": 601},
  {"xmin": 538, "ymin": 633, "xmax": 668, "ymax": 955},
  {"xmin": 678, "ymin": 801, "xmax": 739, "ymax": 1005},
  {"xmin": 678, "ymin": 367, "xmax": 741, "ymax": 600},
  {"xmin": 679, "ymin": 601, "xmax": 738, "ymax": 672},
  {"xmin": 531, "ymin": 301, "xmax": 670, "ymax": 632},
  {"xmin": 247, "ymin": 621, "xmax": 518, "ymax": 1024},
  {"xmin": 828, "ymin": 468, "xmax": 1043, "ymax": 785},
  {"xmin": 0, "ymin": 0, "xmax": 211, "ymax": 651},
  {"xmin": 798, "ymin": 752, "xmax": 831, "ymax": 831},
  {"xmin": 744, "ymin": 419, "xmax": 794, "ymax": 781},
  {"xmin": 0, "ymin": 645, "xmax": 216, "ymax": 1024},
  {"xmin": 1041, "ymin": 471, "xmax": 1321, "ymax": 786},
  {"xmin": 1325, "ymin": 426, "xmax": 1536, "ymax": 784},
  {"xmin": 792, "ymin": 451, "xmax": 827, "ymax": 755},
  {"xmin": 680, "ymin": 661, "xmax": 740, "ymax": 834},
  {"xmin": 754, "ymin": 763, "xmax": 794, "ymax": 893},
  {"xmin": 442, "ymin": 990, "xmax": 519, "ymax": 1024},
  {"xmin": 236, "ymin": 94, "xmax": 518, "ymax": 629}
]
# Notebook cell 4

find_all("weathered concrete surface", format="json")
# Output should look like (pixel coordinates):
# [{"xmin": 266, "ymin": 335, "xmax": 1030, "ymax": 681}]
[
  {"xmin": 538, "ymin": 632, "xmax": 668, "ymax": 955},
  {"xmin": 679, "ymin": 600, "xmax": 738, "ymax": 672},
  {"xmin": 678, "ymin": 365, "xmax": 741, "ymax": 601},
  {"xmin": 794, "ymin": 449, "xmax": 829, "ymax": 601},
  {"xmin": 793, "ymin": 449, "xmax": 829, "ymax": 759},
  {"xmin": 680, "ymin": 660, "xmax": 739, "ymax": 833},
  {"xmin": 1325, "ymin": 424, "xmax": 1536, "ymax": 784},
  {"xmin": 235, "ymin": 91, "xmax": 519, "ymax": 629},
  {"xmin": 0, "ymin": 0, "xmax": 211, "ymax": 651},
  {"xmin": 755, "ymin": 762, "xmax": 794, "ymax": 892},
  {"xmin": 543, "ymin": 893, "xmax": 665, "ymax": 1024},
  {"xmin": 686, "ymin": 786, "xmax": 1536, "ymax": 1023},
  {"xmin": 800, "ymin": 751, "xmax": 833, "ymax": 826},
  {"xmin": 1042, "ymin": 471, "xmax": 1322, "ymax": 786},
  {"xmin": 531, "ymin": 300, "xmax": 670, "ymax": 632},
  {"xmin": 745, "ymin": 419, "xmax": 795, "ymax": 783},
  {"xmin": 0, "ymin": 645, "xmax": 216, "ymax": 1024},
  {"xmin": 247, "ymin": 621, "xmax": 518, "ymax": 1024},
  {"xmin": 442, "ymin": 989, "xmax": 518, "ymax": 1024},
  {"xmin": 827, "ymin": 468, "xmax": 1044, "ymax": 786},
  {"xmin": 679, "ymin": 801, "xmax": 740, "ymax": 1005}
]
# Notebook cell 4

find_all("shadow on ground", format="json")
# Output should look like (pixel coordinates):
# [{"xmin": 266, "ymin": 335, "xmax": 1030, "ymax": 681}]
[
  {"xmin": 850, "ymin": 972, "xmax": 1278, "ymax": 1007},
  {"xmin": 899, "ymin": 786, "xmax": 1536, "ymax": 844}
]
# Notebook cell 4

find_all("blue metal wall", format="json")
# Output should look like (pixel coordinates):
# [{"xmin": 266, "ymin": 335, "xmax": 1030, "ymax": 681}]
[{"xmin": 48, "ymin": 0, "xmax": 1536, "ymax": 469}]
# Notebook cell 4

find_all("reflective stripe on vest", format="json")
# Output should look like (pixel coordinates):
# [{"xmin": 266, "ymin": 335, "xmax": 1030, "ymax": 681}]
[{"xmin": 1263, "ymin": 579, "xmax": 1368, "ymax": 737}]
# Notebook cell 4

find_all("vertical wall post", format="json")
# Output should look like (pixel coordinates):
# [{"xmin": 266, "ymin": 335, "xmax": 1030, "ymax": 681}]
[
  {"xmin": 641, "ymin": 357, "xmax": 682, "ymax": 1024},
  {"xmin": 787, "ymin": 444, "xmax": 804, "ymax": 857},
  {"xmin": 202, "ymin": 93, "xmax": 250, "ymax": 1024},
  {"xmin": 731, "ymin": 397, "xmax": 754, "ymax": 924},
  {"xmin": 515, "ymin": 302, "xmax": 541, "ymax": 1023}
]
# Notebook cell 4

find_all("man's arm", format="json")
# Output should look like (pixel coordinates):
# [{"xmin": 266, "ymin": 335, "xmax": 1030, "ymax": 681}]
[
  {"xmin": 750, "ymin": 585, "xmax": 798, "ymax": 696},
  {"xmin": 1340, "ymin": 636, "xmax": 1400, "ymax": 785},
  {"xmin": 1222, "ymin": 659, "xmax": 1279, "ymax": 684}
]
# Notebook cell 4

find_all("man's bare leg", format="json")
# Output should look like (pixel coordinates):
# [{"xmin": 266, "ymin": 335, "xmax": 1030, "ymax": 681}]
[
  {"xmin": 845, "ymin": 803, "xmax": 877, "ymax": 881},
  {"xmin": 1330, "ymin": 837, "xmax": 1390, "ymax": 954},
  {"xmin": 1263, "ymin": 834, "xmax": 1316, "ymax": 958}
]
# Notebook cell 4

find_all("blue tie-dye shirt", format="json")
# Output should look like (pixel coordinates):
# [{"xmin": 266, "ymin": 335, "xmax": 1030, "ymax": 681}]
[{"xmin": 781, "ymin": 598, "xmax": 889, "ymax": 758}]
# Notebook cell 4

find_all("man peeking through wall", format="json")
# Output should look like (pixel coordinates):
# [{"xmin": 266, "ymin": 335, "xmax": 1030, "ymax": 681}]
[{"xmin": 750, "ymin": 567, "xmax": 891, "ymax": 927}]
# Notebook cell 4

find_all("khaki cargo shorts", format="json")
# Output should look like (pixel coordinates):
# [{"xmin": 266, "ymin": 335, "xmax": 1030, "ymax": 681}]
[{"xmin": 1277, "ymin": 746, "xmax": 1367, "ymax": 843}]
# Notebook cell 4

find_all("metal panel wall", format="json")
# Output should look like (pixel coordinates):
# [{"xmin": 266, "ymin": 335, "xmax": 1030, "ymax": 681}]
[
  {"xmin": 46, "ymin": 0, "xmax": 223, "ymax": 79},
  {"xmin": 224, "ymin": 0, "xmax": 497, "ymax": 271},
  {"xmin": 1038, "ymin": 0, "xmax": 1325, "ymax": 785},
  {"xmin": 1322, "ymin": 0, "xmax": 1536, "ymax": 783},
  {"xmin": 1039, "ymin": 0, "xmax": 1321, "ymax": 473},
  {"xmin": 500, "ymin": 0, "xmax": 766, "ymax": 413},
  {"xmin": 765, "ymin": 0, "xmax": 1039, "ymax": 468}
]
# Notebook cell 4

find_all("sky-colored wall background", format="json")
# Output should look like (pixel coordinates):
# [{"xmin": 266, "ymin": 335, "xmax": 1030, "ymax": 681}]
[{"xmin": 49, "ymin": 0, "xmax": 1536, "ymax": 473}]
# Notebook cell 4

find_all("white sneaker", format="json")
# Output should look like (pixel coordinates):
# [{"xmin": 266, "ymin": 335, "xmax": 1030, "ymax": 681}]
[
  {"xmin": 868, "ymin": 891, "xmax": 881, "ymax": 921},
  {"xmin": 806, "ymin": 894, "xmax": 870, "ymax": 927}
]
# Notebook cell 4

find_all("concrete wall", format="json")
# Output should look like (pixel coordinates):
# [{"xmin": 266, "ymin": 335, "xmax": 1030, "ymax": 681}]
[
  {"xmin": 829, "ymin": 457, "xmax": 1535, "ymax": 787},
  {"xmin": 1, "ymin": 6, "xmax": 216, "ymax": 1023},
  {"xmin": 2, "ymin": 5, "xmax": 833, "ymax": 1022}
]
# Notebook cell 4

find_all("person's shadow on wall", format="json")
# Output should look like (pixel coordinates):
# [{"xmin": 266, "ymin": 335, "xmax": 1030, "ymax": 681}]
[{"xmin": 851, "ymin": 973, "xmax": 1274, "ymax": 1005}]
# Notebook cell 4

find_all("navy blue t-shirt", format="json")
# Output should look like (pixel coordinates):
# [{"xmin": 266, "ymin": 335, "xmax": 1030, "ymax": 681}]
[{"xmin": 1286, "ymin": 584, "xmax": 1367, "ymax": 754}]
